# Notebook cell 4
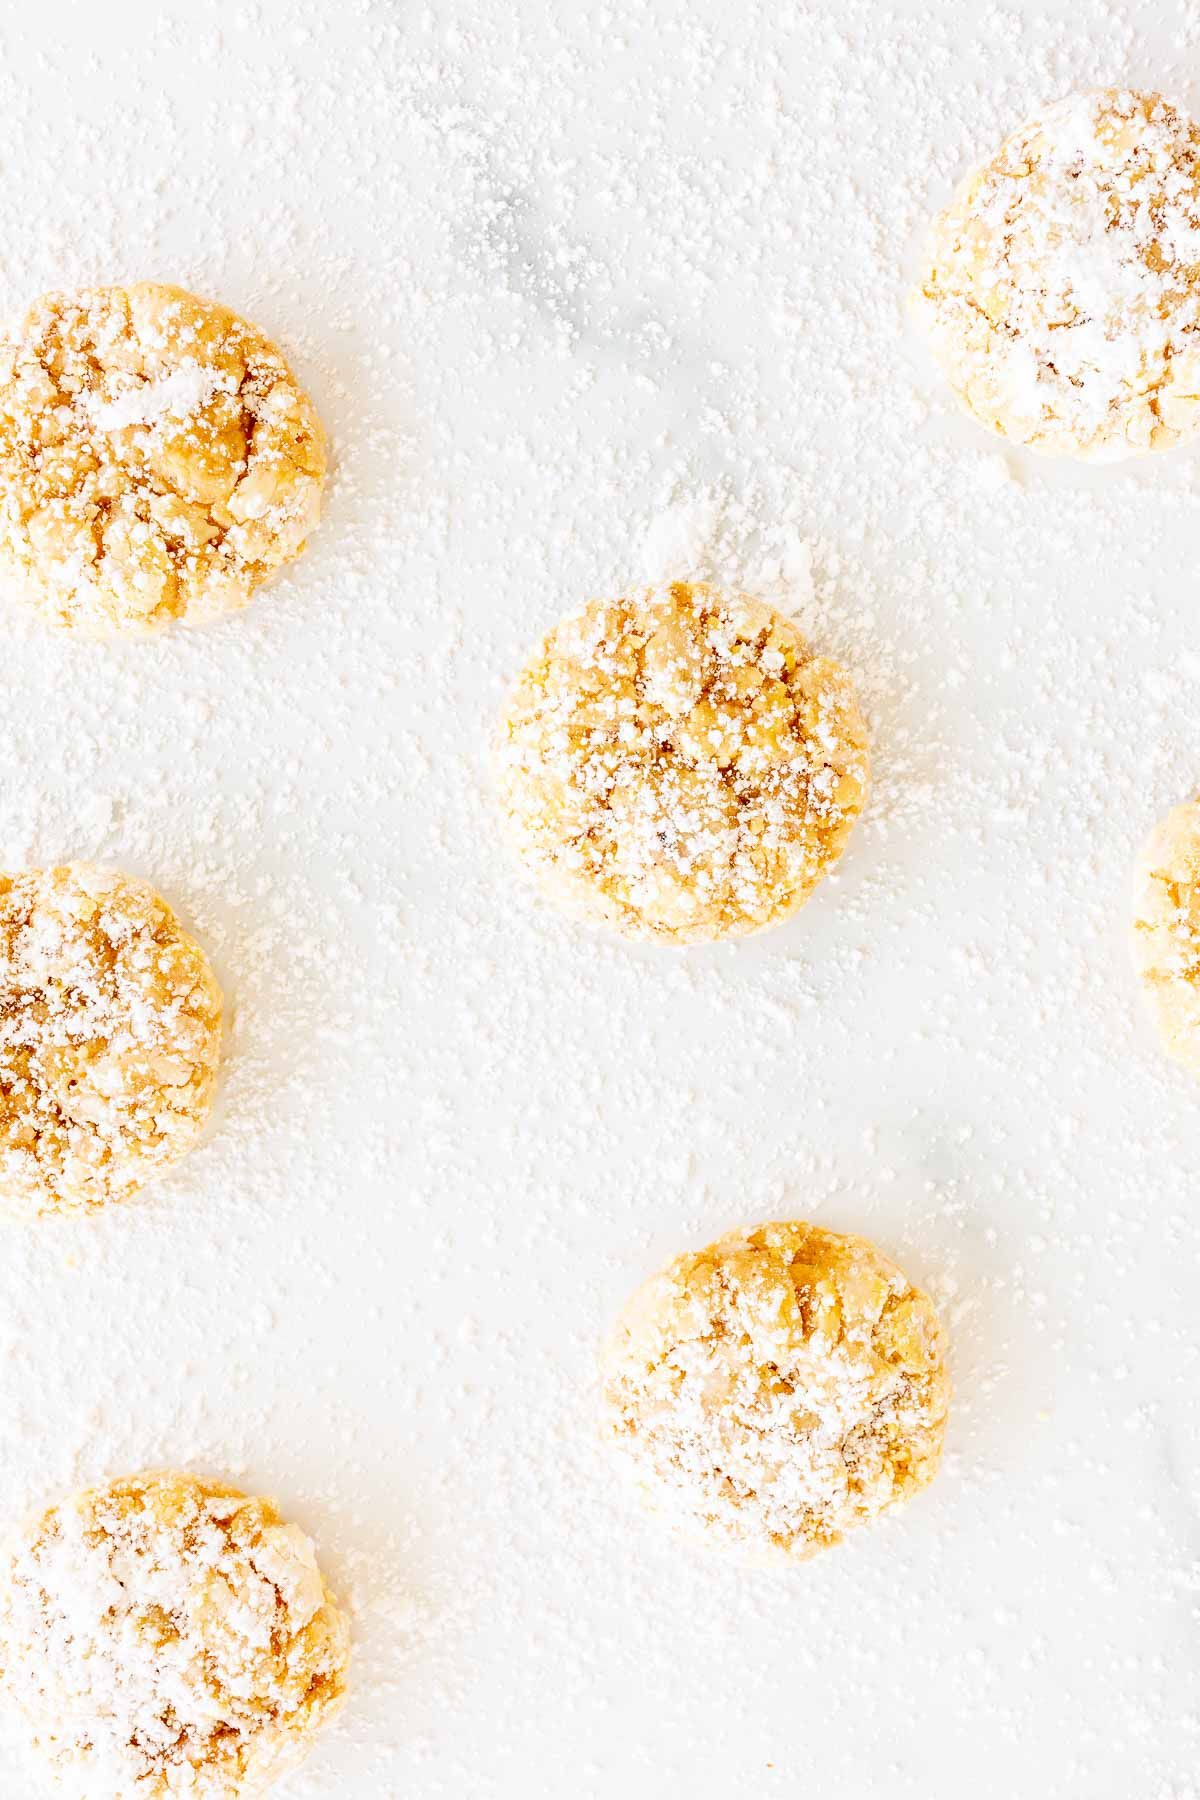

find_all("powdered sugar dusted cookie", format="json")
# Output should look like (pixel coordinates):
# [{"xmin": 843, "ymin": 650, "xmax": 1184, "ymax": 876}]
[
  {"xmin": 0, "ymin": 284, "xmax": 325, "ymax": 631},
  {"xmin": 0, "ymin": 864, "xmax": 222, "ymax": 1215},
  {"xmin": 495, "ymin": 581, "xmax": 869, "ymax": 944},
  {"xmin": 918, "ymin": 89, "xmax": 1200, "ymax": 460},
  {"xmin": 0, "ymin": 1471, "xmax": 350, "ymax": 1797},
  {"xmin": 1132, "ymin": 798, "xmax": 1200, "ymax": 1075},
  {"xmin": 601, "ymin": 1221, "xmax": 949, "ymax": 1563}
]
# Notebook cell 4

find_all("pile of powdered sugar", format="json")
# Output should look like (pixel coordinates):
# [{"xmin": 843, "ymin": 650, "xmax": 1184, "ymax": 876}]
[
  {"xmin": 83, "ymin": 364, "xmax": 234, "ymax": 434},
  {"xmin": 0, "ymin": 0, "xmax": 1194, "ymax": 1797}
]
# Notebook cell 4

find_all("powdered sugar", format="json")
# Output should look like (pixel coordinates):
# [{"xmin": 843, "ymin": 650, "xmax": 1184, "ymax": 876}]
[
  {"xmin": 0, "ymin": 0, "xmax": 1194, "ymax": 1796},
  {"xmin": 83, "ymin": 364, "xmax": 232, "ymax": 434},
  {"xmin": 641, "ymin": 495, "xmax": 816, "ymax": 616}
]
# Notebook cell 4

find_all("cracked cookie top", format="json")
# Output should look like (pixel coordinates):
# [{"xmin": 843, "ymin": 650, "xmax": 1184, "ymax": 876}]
[
  {"xmin": 0, "ymin": 283, "xmax": 326, "ymax": 631},
  {"xmin": 918, "ymin": 89, "xmax": 1200, "ymax": 460},
  {"xmin": 0, "ymin": 1471, "xmax": 350, "ymax": 1798},
  {"xmin": 0, "ymin": 863, "xmax": 222, "ymax": 1215},
  {"xmin": 495, "ymin": 581, "xmax": 869, "ymax": 944},
  {"xmin": 602, "ymin": 1221, "xmax": 949, "ymax": 1564}
]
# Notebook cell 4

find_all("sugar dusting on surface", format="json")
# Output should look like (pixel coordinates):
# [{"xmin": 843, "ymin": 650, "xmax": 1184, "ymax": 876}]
[{"xmin": 0, "ymin": 0, "xmax": 1195, "ymax": 1796}]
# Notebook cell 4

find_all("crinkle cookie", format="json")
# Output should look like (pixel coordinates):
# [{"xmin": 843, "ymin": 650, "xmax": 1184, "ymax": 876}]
[
  {"xmin": 0, "ymin": 863, "xmax": 222, "ymax": 1214},
  {"xmin": 495, "ymin": 581, "xmax": 869, "ymax": 943},
  {"xmin": 601, "ymin": 1221, "xmax": 949, "ymax": 1563},
  {"xmin": 1132, "ymin": 798, "xmax": 1200, "ymax": 1075},
  {"xmin": 0, "ymin": 283, "xmax": 325, "ymax": 631},
  {"xmin": 918, "ymin": 88, "xmax": 1200, "ymax": 460},
  {"xmin": 0, "ymin": 1471, "xmax": 350, "ymax": 1798}
]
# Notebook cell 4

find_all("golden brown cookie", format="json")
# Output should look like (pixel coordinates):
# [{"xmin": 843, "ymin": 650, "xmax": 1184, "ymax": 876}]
[
  {"xmin": 917, "ymin": 89, "xmax": 1200, "ymax": 460},
  {"xmin": 1132, "ymin": 798, "xmax": 1200, "ymax": 1075},
  {"xmin": 601, "ymin": 1221, "xmax": 949, "ymax": 1563},
  {"xmin": 0, "ymin": 1471, "xmax": 350, "ymax": 1797},
  {"xmin": 0, "ymin": 283, "xmax": 325, "ymax": 631},
  {"xmin": 495, "ymin": 581, "xmax": 869, "ymax": 943},
  {"xmin": 0, "ymin": 863, "xmax": 222, "ymax": 1214}
]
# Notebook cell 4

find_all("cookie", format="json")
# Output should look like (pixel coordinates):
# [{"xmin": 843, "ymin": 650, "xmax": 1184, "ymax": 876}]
[
  {"xmin": 0, "ymin": 1471, "xmax": 349, "ymax": 1797},
  {"xmin": 495, "ymin": 581, "xmax": 869, "ymax": 943},
  {"xmin": 0, "ymin": 863, "xmax": 222, "ymax": 1214},
  {"xmin": 0, "ymin": 283, "xmax": 325, "ymax": 631},
  {"xmin": 917, "ymin": 89, "xmax": 1200, "ymax": 460},
  {"xmin": 601, "ymin": 1221, "xmax": 949, "ymax": 1563},
  {"xmin": 1132, "ymin": 798, "xmax": 1200, "ymax": 1075}
]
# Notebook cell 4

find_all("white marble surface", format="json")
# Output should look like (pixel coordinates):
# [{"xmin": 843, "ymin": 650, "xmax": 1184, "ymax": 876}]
[{"xmin": 0, "ymin": 0, "xmax": 1198, "ymax": 1795}]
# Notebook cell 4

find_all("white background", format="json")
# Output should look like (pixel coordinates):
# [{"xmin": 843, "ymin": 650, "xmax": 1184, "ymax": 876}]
[{"xmin": 0, "ymin": 0, "xmax": 1198, "ymax": 1795}]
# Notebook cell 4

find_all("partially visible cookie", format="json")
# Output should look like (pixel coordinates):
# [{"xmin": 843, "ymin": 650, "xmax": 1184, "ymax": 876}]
[
  {"xmin": 917, "ymin": 88, "xmax": 1200, "ymax": 460},
  {"xmin": 0, "ymin": 1471, "xmax": 350, "ymax": 1797},
  {"xmin": 495, "ymin": 581, "xmax": 869, "ymax": 944},
  {"xmin": 601, "ymin": 1221, "xmax": 949, "ymax": 1563},
  {"xmin": 1132, "ymin": 799, "xmax": 1200, "ymax": 1074},
  {"xmin": 0, "ymin": 863, "xmax": 222, "ymax": 1214},
  {"xmin": 0, "ymin": 283, "xmax": 325, "ymax": 631}
]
